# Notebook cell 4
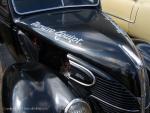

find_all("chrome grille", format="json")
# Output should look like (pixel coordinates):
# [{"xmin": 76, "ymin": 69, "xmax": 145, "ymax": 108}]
[{"xmin": 90, "ymin": 75, "xmax": 140, "ymax": 112}]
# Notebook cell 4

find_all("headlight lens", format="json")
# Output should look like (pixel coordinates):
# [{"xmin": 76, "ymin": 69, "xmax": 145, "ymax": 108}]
[{"xmin": 64, "ymin": 99, "xmax": 92, "ymax": 113}]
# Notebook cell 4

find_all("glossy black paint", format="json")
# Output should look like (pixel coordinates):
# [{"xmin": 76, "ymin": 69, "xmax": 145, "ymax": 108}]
[
  {"xmin": 3, "ymin": 63, "xmax": 75, "ymax": 113},
  {"xmin": 15, "ymin": 9, "xmax": 149, "ymax": 112},
  {"xmin": 0, "ymin": 0, "xmax": 149, "ymax": 113},
  {"xmin": 133, "ymin": 39, "xmax": 150, "ymax": 74},
  {"xmin": 133, "ymin": 39, "xmax": 150, "ymax": 107},
  {"xmin": 16, "ymin": 9, "xmax": 144, "ymax": 96}
]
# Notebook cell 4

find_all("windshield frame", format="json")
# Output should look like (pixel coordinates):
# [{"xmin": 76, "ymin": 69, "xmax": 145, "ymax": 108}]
[{"xmin": 11, "ymin": 0, "xmax": 100, "ymax": 15}]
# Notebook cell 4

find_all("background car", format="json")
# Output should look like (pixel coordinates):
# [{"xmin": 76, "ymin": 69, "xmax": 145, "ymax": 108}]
[{"xmin": 101, "ymin": 0, "xmax": 150, "ymax": 42}]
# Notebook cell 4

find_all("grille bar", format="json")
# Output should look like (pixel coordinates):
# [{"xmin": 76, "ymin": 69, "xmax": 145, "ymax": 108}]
[{"xmin": 90, "ymin": 75, "xmax": 140, "ymax": 112}]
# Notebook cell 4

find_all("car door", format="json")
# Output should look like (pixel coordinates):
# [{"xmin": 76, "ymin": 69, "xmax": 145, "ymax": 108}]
[
  {"xmin": 101, "ymin": 0, "xmax": 138, "ymax": 33},
  {"xmin": 129, "ymin": 0, "xmax": 150, "ymax": 42}
]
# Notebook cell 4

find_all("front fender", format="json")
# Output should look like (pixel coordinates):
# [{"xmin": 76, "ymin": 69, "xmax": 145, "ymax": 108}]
[
  {"xmin": 133, "ymin": 39, "xmax": 150, "ymax": 73},
  {"xmin": 2, "ymin": 62, "xmax": 75, "ymax": 113},
  {"xmin": 132, "ymin": 39, "xmax": 150, "ymax": 109}
]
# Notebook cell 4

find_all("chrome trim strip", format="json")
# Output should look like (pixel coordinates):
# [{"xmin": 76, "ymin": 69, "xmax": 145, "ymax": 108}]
[
  {"xmin": 120, "ymin": 45, "xmax": 146, "ymax": 113},
  {"xmin": 91, "ymin": 95, "xmax": 140, "ymax": 112},
  {"xmin": 67, "ymin": 54, "xmax": 111, "ymax": 80},
  {"xmin": 64, "ymin": 99, "xmax": 91, "ymax": 113},
  {"xmin": 64, "ymin": 60, "xmax": 96, "ymax": 87},
  {"xmin": 11, "ymin": 0, "xmax": 100, "ymax": 15},
  {"xmin": 103, "ymin": 12, "xmax": 135, "ymax": 23},
  {"xmin": 138, "ymin": 68, "xmax": 146, "ymax": 113},
  {"xmin": 103, "ymin": 5, "xmax": 139, "ymax": 23},
  {"xmin": 120, "ymin": 45, "xmax": 143, "ymax": 68}
]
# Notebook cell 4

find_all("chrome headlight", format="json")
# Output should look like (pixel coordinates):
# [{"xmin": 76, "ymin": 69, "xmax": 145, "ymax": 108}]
[{"xmin": 64, "ymin": 99, "xmax": 92, "ymax": 113}]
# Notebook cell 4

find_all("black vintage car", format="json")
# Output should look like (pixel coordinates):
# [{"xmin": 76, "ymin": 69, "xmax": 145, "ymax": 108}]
[{"xmin": 0, "ymin": 0, "xmax": 149, "ymax": 113}]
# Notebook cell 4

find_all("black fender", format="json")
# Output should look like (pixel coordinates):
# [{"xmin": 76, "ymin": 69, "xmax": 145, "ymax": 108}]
[
  {"xmin": 133, "ymin": 39, "xmax": 150, "ymax": 107},
  {"xmin": 133, "ymin": 39, "xmax": 150, "ymax": 82},
  {"xmin": 2, "ymin": 62, "xmax": 75, "ymax": 113},
  {"xmin": 133, "ymin": 39, "xmax": 150, "ymax": 106}
]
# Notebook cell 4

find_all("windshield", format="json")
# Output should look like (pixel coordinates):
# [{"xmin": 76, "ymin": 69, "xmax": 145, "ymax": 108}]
[{"xmin": 12, "ymin": 0, "xmax": 99, "ymax": 15}]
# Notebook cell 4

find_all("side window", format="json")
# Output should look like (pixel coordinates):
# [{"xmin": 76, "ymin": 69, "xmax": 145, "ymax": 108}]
[{"xmin": 0, "ymin": 0, "xmax": 9, "ymax": 18}]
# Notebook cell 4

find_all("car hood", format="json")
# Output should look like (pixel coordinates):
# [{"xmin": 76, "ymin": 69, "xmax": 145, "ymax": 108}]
[{"xmin": 16, "ymin": 9, "xmax": 148, "ymax": 97}]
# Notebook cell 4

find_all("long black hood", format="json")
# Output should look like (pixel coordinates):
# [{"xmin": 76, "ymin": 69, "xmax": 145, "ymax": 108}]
[{"xmin": 15, "ymin": 9, "xmax": 148, "ymax": 98}]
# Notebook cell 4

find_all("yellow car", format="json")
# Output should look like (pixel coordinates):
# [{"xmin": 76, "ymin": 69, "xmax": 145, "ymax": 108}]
[{"xmin": 101, "ymin": 0, "xmax": 150, "ymax": 42}]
